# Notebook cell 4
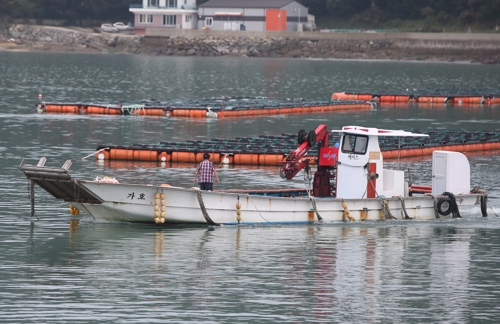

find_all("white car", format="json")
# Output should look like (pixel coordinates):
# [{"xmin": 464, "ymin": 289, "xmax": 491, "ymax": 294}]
[
  {"xmin": 100, "ymin": 24, "xmax": 118, "ymax": 33},
  {"xmin": 113, "ymin": 22, "xmax": 132, "ymax": 31}
]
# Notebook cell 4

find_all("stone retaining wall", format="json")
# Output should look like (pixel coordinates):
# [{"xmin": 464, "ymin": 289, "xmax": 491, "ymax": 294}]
[
  {"xmin": 8, "ymin": 24, "xmax": 142, "ymax": 52},
  {"xmin": 7, "ymin": 24, "xmax": 500, "ymax": 64}
]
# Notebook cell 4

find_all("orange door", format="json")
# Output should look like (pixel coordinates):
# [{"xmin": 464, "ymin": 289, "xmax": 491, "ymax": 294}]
[{"xmin": 266, "ymin": 9, "xmax": 286, "ymax": 31}]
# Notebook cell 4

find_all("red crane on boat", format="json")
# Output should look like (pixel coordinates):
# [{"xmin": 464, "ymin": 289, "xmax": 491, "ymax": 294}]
[{"xmin": 280, "ymin": 124, "xmax": 338, "ymax": 197}]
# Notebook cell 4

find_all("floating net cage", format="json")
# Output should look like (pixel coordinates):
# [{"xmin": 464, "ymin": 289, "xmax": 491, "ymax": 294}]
[
  {"xmin": 344, "ymin": 87, "xmax": 500, "ymax": 98},
  {"xmin": 97, "ymin": 129, "xmax": 500, "ymax": 158}
]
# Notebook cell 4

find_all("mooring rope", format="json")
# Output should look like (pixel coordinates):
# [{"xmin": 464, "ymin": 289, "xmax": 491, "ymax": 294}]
[
  {"xmin": 381, "ymin": 199, "xmax": 397, "ymax": 220},
  {"xmin": 195, "ymin": 189, "xmax": 218, "ymax": 225},
  {"xmin": 308, "ymin": 194, "xmax": 324, "ymax": 222},
  {"xmin": 398, "ymin": 195, "xmax": 412, "ymax": 219},
  {"xmin": 303, "ymin": 166, "xmax": 323, "ymax": 222},
  {"xmin": 425, "ymin": 193, "xmax": 440, "ymax": 219}
]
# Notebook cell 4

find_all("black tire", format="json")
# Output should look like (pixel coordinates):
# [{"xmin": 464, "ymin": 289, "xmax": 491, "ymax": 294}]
[
  {"xmin": 481, "ymin": 196, "xmax": 488, "ymax": 217},
  {"xmin": 308, "ymin": 130, "xmax": 316, "ymax": 147},
  {"xmin": 437, "ymin": 198, "xmax": 454, "ymax": 216},
  {"xmin": 297, "ymin": 129, "xmax": 307, "ymax": 145}
]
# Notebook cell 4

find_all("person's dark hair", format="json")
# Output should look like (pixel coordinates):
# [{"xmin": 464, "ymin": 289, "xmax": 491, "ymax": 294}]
[{"xmin": 203, "ymin": 153, "xmax": 210, "ymax": 160}]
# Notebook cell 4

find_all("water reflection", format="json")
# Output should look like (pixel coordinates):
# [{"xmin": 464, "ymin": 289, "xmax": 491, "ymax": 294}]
[{"xmin": 3, "ymin": 211, "xmax": 500, "ymax": 322}]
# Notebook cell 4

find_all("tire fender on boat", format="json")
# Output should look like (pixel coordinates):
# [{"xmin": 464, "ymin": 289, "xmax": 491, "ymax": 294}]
[
  {"xmin": 437, "ymin": 192, "xmax": 461, "ymax": 217},
  {"xmin": 436, "ymin": 197, "xmax": 454, "ymax": 216}
]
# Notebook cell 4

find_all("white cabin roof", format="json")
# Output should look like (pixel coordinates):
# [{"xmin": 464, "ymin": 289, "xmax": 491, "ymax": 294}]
[{"xmin": 330, "ymin": 126, "xmax": 429, "ymax": 137}]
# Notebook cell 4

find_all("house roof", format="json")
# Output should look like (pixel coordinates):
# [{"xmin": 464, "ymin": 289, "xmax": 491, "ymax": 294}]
[{"xmin": 199, "ymin": 0, "xmax": 295, "ymax": 9}]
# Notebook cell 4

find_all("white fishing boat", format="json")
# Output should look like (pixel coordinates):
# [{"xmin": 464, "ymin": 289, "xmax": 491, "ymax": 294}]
[{"xmin": 19, "ymin": 125, "xmax": 488, "ymax": 225}]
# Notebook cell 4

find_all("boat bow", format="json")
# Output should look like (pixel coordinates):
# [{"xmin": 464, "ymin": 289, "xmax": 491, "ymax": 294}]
[{"xmin": 19, "ymin": 158, "xmax": 102, "ymax": 205}]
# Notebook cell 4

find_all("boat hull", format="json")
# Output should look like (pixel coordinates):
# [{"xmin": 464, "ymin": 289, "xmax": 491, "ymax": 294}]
[{"xmin": 72, "ymin": 182, "xmax": 484, "ymax": 224}]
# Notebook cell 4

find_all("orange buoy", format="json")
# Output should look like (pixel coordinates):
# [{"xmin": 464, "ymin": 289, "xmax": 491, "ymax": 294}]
[
  {"xmin": 172, "ymin": 109, "xmax": 189, "ymax": 117},
  {"xmin": 159, "ymin": 152, "xmax": 171, "ymax": 162},
  {"xmin": 258, "ymin": 154, "xmax": 284, "ymax": 166},
  {"xmin": 107, "ymin": 108, "xmax": 121, "ymax": 115},
  {"xmin": 110, "ymin": 148, "xmax": 128, "ymax": 160},
  {"xmin": 468, "ymin": 97, "xmax": 483, "ymax": 104},
  {"xmin": 233, "ymin": 153, "xmax": 259, "ymax": 165},
  {"xmin": 331, "ymin": 92, "xmax": 347, "ymax": 100},
  {"xmin": 147, "ymin": 108, "xmax": 165, "ymax": 116},
  {"xmin": 133, "ymin": 150, "xmax": 159, "ymax": 161},
  {"xmin": 358, "ymin": 94, "xmax": 373, "ymax": 101},
  {"xmin": 454, "ymin": 97, "xmax": 469, "ymax": 104},
  {"xmin": 380, "ymin": 95, "xmax": 395, "ymax": 103},
  {"xmin": 171, "ymin": 151, "xmax": 196, "ymax": 163},
  {"xmin": 394, "ymin": 95, "xmax": 410, "ymax": 102}
]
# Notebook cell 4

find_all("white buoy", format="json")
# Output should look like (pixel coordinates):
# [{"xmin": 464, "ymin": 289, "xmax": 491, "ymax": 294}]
[{"xmin": 206, "ymin": 108, "xmax": 218, "ymax": 118}]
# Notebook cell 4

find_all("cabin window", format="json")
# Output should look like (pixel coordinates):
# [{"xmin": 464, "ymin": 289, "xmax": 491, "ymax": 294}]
[{"xmin": 341, "ymin": 134, "xmax": 368, "ymax": 155}]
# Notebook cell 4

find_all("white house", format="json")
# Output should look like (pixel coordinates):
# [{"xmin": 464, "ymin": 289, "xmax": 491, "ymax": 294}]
[
  {"xmin": 129, "ymin": 0, "xmax": 199, "ymax": 33},
  {"xmin": 128, "ymin": 0, "xmax": 312, "ymax": 33}
]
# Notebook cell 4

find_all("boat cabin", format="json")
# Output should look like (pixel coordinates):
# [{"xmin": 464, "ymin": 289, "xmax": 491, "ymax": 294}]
[
  {"xmin": 330, "ymin": 126, "xmax": 473, "ymax": 199},
  {"xmin": 333, "ymin": 126, "xmax": 428, "ymax": 199}
]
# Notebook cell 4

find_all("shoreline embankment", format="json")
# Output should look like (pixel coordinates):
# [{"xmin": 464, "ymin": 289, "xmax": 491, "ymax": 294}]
[{"xmin": 2, "ymin": 24, "xmax": 500, "ymax": 64}]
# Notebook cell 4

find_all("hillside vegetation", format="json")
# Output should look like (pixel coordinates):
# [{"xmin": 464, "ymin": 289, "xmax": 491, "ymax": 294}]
[
  {"xmin": 306, "ymin": 0, "xmax": 500, "ymax": 33},
  {"xmin": 1, "ymin": 0, "xmax": 499, "ymax": 33}
]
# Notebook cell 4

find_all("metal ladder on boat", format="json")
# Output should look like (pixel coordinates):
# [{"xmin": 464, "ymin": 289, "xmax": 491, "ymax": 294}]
[{"xmin": 19, "ymin": 157, "xmax": 102, "ymax": 217}]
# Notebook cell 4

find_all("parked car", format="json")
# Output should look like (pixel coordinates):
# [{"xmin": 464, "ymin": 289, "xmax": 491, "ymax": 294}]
[
  {"xmin": 113, "ymin": 22, "xmax": 132, "ymax": 31},
  {"xmin": 100, "ymin": 24, "xmax": 118, "ymax": 33}
]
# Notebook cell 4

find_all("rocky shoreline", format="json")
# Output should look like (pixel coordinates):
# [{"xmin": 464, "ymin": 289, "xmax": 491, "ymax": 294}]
[{"xmin": 2, "ymin": 24, "xmax": 500, "ymax": 64}]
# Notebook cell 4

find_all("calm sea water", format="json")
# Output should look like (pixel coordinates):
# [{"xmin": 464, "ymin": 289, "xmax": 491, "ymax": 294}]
[{"xmin": 1, "ymin": 52, "xmax": 500, "ymax": 323}]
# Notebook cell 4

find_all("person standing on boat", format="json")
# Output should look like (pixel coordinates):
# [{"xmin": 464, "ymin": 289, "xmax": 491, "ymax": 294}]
[{"xmin": 194, "ymin": 153, "xmax": 220, "ymax": 191}]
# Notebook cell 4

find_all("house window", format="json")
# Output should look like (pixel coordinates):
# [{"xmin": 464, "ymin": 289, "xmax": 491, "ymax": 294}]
[
  {"xmin": 205, "ymin": 17, "xmax": 213, "ymax": 26},
  {"xmin": 167, "ymin": 0, "xmax": 177, "ymax": 8},
  {"xmin": 185, "ymin": 15, "xmax": 191, "ymax": 23},
  {"xmin": 148, "ymin": 0, "xmax": 159, "ymax": 8},
  {"xmin": 140, "ymin": 14, "xmax": 153, "ymax": 23},
  {"xmin": 164, "ymin": 15, "xmax": 177, "ymax": 26}
]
